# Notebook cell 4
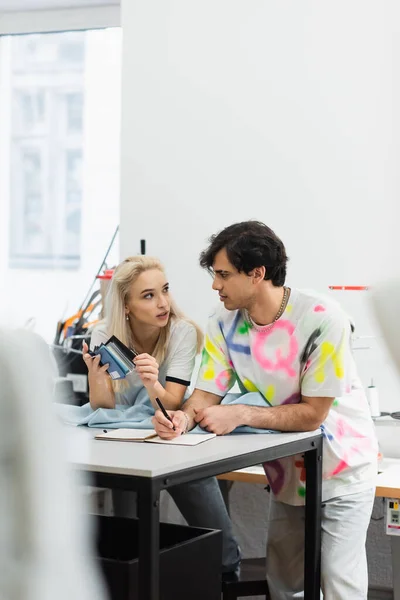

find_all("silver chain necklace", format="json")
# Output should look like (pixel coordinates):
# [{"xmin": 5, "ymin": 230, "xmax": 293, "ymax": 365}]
[{"xmin": 244, "ymin": 287, "xmax": 290, "ymax": 332}]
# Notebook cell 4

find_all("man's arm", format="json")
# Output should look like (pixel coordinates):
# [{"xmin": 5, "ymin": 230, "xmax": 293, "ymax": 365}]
[
  {"xmin": 193, "ymin": 395, "xmax": 333, "ymax": 435},
  {"xmin": 238, "ymin": 396, "xmax": 333, "ymax": 432},
  {"xmin": 183, "ymin": 388, "xmax": 223, "ymax": 426}
]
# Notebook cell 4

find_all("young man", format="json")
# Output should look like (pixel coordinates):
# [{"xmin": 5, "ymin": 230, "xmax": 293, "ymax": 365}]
[{"xmin": 153, "ymin": 221, "xmax": 378, "ymax": 600}]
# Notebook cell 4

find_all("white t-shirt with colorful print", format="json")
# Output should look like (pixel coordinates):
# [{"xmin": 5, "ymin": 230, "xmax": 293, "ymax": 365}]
[{"xmin": 195, "ymin": 288, "xmax": 378, "ymax": 505}]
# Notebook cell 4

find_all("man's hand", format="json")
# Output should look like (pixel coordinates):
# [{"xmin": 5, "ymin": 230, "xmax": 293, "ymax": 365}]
[
  {"xmin": 152, "ymin": 409, "xmax": 187, "ymax": 439},
  {"xmin": 194, "ymin": 405, "xmax": 242, "ymax": 435}
]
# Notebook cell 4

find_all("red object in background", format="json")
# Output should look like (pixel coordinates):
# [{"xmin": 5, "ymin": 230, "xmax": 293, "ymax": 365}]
[
  {"xmin": 97, "ymin": 269, "xmax": 114, "ymax": 280},
  {"xmin": 329, "ymin": 286, "xmax": 369, "ymax": 291}
]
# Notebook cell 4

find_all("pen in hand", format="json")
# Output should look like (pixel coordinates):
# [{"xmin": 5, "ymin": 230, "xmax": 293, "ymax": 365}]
[{"xmin": 155, "ymin": 397, "xmax": 176, "ymax": 431}]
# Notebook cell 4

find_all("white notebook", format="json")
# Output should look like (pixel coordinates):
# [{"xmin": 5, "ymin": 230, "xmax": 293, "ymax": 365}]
[
  {"xmin": 94, "ymin": 429, "xmax": 216, "ymax": 446},
  {"xmin": 94, "ymin": 429, "xmax": 157, "ymax": 442},
  {"xmin": 148, "ymin": 433, "xmax": 216, "ymax": 446}
]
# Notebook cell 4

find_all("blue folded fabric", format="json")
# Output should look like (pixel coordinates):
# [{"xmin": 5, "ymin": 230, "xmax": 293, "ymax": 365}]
[
  {"xmin": 56, "ymin": 386, "xmax": 155, "ymax": 429},
  {"xmin": 56, "ymin": 390, "xmax": 276, "ymax": 434}
]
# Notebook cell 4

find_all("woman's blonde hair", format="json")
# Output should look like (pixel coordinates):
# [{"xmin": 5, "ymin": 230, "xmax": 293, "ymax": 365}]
[{"xmin": 105, "ymin": 256, "xmax": 203, "ymax": 390}]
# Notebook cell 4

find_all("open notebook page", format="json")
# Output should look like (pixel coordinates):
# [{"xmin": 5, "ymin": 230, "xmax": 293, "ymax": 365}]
[{"xmin": 147, "ymin": 433, "xmax": 216, "ymax": 446}]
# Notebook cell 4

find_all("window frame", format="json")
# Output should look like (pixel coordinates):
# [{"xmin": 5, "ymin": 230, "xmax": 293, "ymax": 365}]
[{"xmin": 0, "ymin": 5, "xmax": 120, "ymax": 36}]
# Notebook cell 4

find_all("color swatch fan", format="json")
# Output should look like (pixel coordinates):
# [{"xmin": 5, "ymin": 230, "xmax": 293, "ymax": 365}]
[{"xmin": 89, "ymin": 335, "xmax": 137, "ymax": 380}]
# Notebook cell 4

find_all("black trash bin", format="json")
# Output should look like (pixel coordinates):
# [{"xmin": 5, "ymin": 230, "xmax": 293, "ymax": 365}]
[{"xmin": 95, "ymin": 515, "xmax": 222, "ymax": 600}]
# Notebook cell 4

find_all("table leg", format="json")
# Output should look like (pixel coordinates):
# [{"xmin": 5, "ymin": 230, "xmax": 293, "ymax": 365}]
[
  {"xmin": 392, "ymin": 536, "xmax": 400, "ymax": 600},
  {"xmin": 304, "ymin": 439, "xmax": 323, "ymax": 599},
  {"xmin": 218, "ymin": 479, "xmax": 233, "ymax": 513},
  {"xmin": 138, "ymin": 481, "xmax": 160, "ymax": 600}
]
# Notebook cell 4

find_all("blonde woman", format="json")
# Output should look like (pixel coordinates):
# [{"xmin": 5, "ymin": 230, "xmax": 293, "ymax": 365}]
[
  {"xmin": 82, "ymin": 256, "xmax": 241, "ymax": 579},
  {"xmin": 83, "ymin": 256, "xmax": 202, "ymax": 412}
]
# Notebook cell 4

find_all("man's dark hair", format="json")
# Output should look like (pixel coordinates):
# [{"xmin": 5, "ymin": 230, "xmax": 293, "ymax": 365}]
[{"xmin": 199, "ymin": 221, "xmax": 288, "ymax": 286}]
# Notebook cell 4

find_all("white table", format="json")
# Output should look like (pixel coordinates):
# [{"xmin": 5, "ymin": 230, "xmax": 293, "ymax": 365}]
[
  {"xmin": 68, "ymin": 427, "xmax": 323, "ymax": 600},
  {"xmin": 376, "ymin": 460, "xmax": 400, "ymax": 600}
]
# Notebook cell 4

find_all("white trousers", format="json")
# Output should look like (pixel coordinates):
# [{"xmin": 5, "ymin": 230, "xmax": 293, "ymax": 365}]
[{"xmin": 266, "ymin": 488, "xmax": 375, "ymax": 600}]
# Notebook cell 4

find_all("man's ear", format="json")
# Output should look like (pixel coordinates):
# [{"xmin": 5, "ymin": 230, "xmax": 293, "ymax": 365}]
[{"xmin": 250, "ymin": 266, "xmax": 266, "ymax": 284}]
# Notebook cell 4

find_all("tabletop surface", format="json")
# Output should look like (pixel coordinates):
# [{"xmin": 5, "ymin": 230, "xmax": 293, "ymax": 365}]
[
  {"xmin": 375, "ymin": 459, "xmax": 400, "ymax": 497},
  {"xmin": 66, "ymin": 426, "xmax": 320, "ymax": 478}
]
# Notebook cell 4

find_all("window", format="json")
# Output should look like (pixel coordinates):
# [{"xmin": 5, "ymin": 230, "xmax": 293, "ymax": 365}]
[
  {"xmin": 0, "ymin": 28, "xmax": 121, "ymax": 340},
  {"xmin": 9, "ymin": 32, "xmax": 86, "ymax": 268}
]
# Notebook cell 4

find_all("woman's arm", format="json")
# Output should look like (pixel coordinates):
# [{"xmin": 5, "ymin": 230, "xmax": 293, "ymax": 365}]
[
  {"xmin": 133, "ymin": 354, "xmax": 187, "ymax": 410},
  {"xmin": 82, "ymin": 342, "xmax": 116, "ymax": 409},
  {"xmin": 150, "ymin": 379, "xmax": 187, "ymax": 411},
  {"xmin": 134, "ymin": 322, "xmax": 198, "ymax": 411}
]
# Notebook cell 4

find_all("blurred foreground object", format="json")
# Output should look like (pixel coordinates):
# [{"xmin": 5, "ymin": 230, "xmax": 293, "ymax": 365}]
[
  {"xmin": 370, "ymin": 279, "xmax": 400, "ymax": 373},
  {"xmin": 0, "ymin": 329, "xmax": 106, "ymax": 600}
]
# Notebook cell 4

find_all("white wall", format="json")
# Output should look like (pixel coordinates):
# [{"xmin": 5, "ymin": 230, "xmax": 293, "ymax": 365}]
[{"xmin": 120, "ymin": 1, "xmax": 400, "ymax": 411}]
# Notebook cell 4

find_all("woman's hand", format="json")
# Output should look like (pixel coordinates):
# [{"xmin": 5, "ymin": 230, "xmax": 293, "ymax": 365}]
[
  {"xmin": 134, "ymin": 353, "xmax": 159, "ymax": 391},
  {"xmin": 152, "ymin": 409, "xmax": 187, "ymax": 439},
  {"xmin": 82, "ymin": 341, "xmax": 115, "ymax": 409},
  {"xmin": 82, "ymin": 341, "xmax": 110, "ymax": 381}
]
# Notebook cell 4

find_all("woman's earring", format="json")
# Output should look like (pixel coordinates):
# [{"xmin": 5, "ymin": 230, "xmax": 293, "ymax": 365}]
[{"xmin": 126, "ymin": 314, "xmax": 129, "ymax": 321}]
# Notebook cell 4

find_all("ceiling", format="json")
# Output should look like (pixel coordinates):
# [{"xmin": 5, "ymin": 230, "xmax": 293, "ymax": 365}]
[{"xmin": 0, "ymin": 0, "xmax": 119, "ymax": 11}]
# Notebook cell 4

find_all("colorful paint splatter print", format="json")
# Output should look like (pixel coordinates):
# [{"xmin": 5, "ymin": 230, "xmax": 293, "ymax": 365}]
[{"xmin": 195, "ymin": 288, "xmax": 378, "ymax": 505}]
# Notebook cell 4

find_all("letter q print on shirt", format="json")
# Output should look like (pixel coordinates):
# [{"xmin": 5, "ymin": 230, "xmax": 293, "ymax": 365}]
[
  {"xmin": 200, "ymin": 333, "xmax": 226, "ymax": 381},
  {"xmin": 262, "ymin": 460, "xmax": 286, "ymax": 495},
  {"xmin": 313, "ymin": 333, "xmax": 346, "ymax": 384},
  {"xmin": 198, "ymin": 323, "xmax": 236, "ymax": 394},
  {"xmin": 300, "ymin": 328, "xmax": 321, "ymax": 373},
  {"xmin": 222, "ymin": 313, "xmax": 252, "ymax": 357},
  {"xmin": 253, "ymin": 320, "xmax": 299, "ymax": 377}
]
